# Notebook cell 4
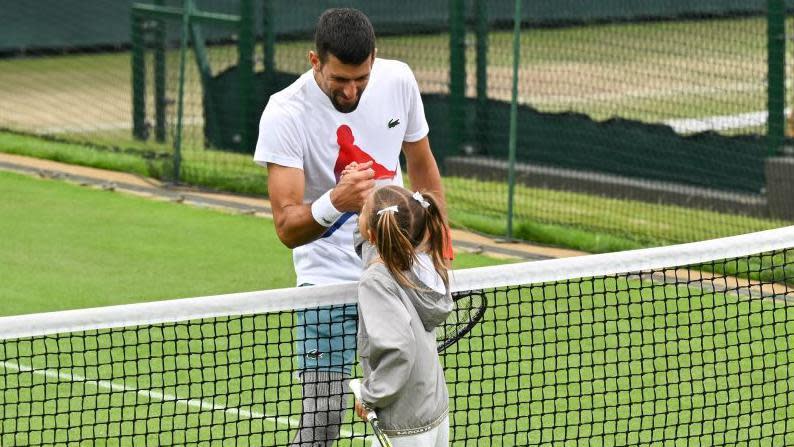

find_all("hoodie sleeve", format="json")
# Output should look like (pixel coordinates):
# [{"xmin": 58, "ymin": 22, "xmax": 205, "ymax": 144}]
[{"xmin": 358, "ymin": 270, "xmax": 416, "ymax": 409}]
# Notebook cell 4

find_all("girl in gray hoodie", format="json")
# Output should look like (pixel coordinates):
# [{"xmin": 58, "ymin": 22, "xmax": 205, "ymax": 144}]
[{"xmin": 353, "ymin": 185, "xmax": 453, "ymax": 447}]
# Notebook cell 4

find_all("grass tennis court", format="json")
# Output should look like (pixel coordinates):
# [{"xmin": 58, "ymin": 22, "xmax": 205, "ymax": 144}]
[
  {"xmin": 0, "ymin": 167, "xmax": 504, "ymax": 446},
  {"xmin": 0, "ymin": 168, "xmax": 792, "ymax": 445},
  {"xmin": 0, "ymin": 168, "xmax": 291, "ymax": 316},
  {"xmin": 2, "ymin": 8, "xmax": 794, "ymax": 443}
]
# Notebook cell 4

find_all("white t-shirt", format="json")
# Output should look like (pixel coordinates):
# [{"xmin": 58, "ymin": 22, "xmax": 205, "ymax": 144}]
[{"xmin": 254, "ymin": 58, "xmax": 429, "ymax": 285}]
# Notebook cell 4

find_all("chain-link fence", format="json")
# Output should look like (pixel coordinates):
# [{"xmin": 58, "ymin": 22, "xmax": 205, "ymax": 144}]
[
  {"xmin": 1, "ymin": 0, "xmax": 792, "ymax": 250},
  {"xmin": 444, "ymin": 1, "xmax": 793, "ymax": 248}
]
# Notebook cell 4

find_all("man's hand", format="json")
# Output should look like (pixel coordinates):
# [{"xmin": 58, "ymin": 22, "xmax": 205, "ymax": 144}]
[{"xmin": 331, "ymin": 161, "xmax": 375, "ymax": 212}]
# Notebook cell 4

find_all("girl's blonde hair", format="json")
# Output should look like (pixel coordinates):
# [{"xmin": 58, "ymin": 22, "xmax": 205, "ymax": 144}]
[{"xmin": 366, "ymin": 185, "xmax": 449, "ymax": 290}]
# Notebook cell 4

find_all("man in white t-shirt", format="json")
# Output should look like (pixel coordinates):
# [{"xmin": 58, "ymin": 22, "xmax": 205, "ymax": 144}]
[{"xmin": 253, "ymin": 8, "xmax": 450, "ymax": 446}]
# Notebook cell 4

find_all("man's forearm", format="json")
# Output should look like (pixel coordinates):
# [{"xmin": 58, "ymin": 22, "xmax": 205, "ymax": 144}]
[
  {"xmin": 268, "ymin": 162, "xmax": 374, "ymax": 249},
  {"xmin": 406, "ymin": 153, "xmax": 446, "ymax": 215},
  {"xmin": 273, "ymin": 204, "xmax": 330, "ymax": 249}
]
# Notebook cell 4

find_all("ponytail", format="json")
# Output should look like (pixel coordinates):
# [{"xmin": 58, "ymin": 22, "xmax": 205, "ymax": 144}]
[
  {"xmin": 418, "ymin": 192, "xmax": 449, "ymax": 288},
  {"xmin": 375, "ymin": 209, "xmax": 416, "ymax": 288}
]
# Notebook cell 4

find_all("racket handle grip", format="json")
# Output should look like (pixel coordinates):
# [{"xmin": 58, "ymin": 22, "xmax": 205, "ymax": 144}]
[{"xmin": 349, "ymin": 379, "xmax": 378, "ymax": 422}]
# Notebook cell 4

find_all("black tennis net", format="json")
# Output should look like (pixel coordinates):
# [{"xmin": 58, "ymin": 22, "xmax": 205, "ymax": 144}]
[{"xmin": 1, "ymin": 227, "xmax": 793, "ymax": 446}]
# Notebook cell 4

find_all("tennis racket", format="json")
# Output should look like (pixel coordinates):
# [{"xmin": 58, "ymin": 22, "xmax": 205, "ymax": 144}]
[
  {"xmin": 437, "ymin": 290, "xmax": 488, "ymax": 352},
  {"xmin": 349, "ymin": 379, "xmax": 393, "ymax": 447}
]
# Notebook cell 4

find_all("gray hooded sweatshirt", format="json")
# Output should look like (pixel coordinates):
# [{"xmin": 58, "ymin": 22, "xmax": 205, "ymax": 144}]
[{"xmin": 355, "ymin": 235, "xmax": 453, "ymax": 436}]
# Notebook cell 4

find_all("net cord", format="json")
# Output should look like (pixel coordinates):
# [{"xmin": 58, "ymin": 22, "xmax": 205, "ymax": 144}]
[{"xmin": 1, "ymin": 225, "xmax": 792, "ymax": 340}]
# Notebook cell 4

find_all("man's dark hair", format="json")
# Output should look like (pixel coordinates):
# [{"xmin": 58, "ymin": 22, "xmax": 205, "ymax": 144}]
[{"xmin": 315, "ymin": 8, "xmax": 375, "ymax": 65}]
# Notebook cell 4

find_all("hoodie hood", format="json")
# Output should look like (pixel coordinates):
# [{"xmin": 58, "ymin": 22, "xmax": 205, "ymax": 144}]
[{"xmin": 405, "ymin": 258, "xmax": 452, "ymax": 331}]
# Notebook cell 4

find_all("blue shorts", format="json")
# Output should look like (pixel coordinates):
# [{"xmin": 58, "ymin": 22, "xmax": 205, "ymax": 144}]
[{"xmin": 295, "ymin": 284, "xmax": 358, "ymax": 376}]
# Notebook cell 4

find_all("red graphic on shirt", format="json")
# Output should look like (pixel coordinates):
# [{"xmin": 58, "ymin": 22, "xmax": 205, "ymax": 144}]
[{"xmin": 334, "ymin": 125, "xmax": 396, "ymax": 182}]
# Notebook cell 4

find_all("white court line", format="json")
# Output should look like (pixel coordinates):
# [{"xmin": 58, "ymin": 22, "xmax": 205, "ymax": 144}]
[
  {"xmin": 663, "ymin": 108, "xmax": 791, "ymax": 133},
  {"xmin": 0, "ymin": 360, "xmax": 365, "ymax": 442},
  {"xmin": 519, "ymin": 82, "xmax": 763, "ymax": 106}
]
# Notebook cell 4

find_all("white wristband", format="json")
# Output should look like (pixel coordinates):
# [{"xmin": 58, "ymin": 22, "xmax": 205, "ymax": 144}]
[{"xmin": 311, "ymin": 190, "xmax": 343, "ymax": 227}]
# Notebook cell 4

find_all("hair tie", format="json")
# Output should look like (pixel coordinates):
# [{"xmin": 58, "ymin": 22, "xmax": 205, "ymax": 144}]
[
  {"xmin": 412, "ymin": 191, "xmax": 430, "ymax": 208},
  {"xmin": 377, "ymin": 205, "xmax": 399, "ymax": 216}
]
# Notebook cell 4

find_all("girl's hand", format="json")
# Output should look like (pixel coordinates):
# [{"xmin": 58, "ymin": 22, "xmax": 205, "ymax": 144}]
[
  {"xmin": 340, "ymin": 160, "xmax": 373, "ymax": 179},
  {"xmin": 354, "ymin": 398, "xmax": 369, "ymax": 421}
]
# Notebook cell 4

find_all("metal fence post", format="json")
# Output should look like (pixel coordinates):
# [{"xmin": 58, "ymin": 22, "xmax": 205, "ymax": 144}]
[
  {"xmin": 449, "ymin": 0, "xmax": 466, "ymax": 157},
  {"xmin": 506, "ymin": 0, "xmax": 522, "ymax": 240},
  {"xmin": 154, "ymin": 0, "xmax": 167, "ymax": 143},
  {"xmin": 131, "ymin": 11, "xmax": 147, "ymax": 140},
  {"xmin": 238, "ymin": 0, "xmax": 255, "ymax": 152},
  {"xmin": 263, "ymin": 0, "xmax": 275, "ymax": 73},
  {"xmin": 475, "ymin": 0, "xmax": 489, "ymax": 154},
  {"xmin": 173, "ymin": 0, "xmax": 193, "ymax": 183},
  {"xmin": 768, "ymin": 0, "xmax": 785, "ymax": 156}
]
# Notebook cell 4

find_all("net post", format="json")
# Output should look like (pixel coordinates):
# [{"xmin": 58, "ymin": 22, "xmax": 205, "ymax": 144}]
[
  {"xmin": 768, "ymin": 0, "xmax": 785, "ymax": 156},
  {"xmin": 131, "ymin": 9, "xmax": 147, "ymax": 141},
  {"xmin": 449, "ymin": 0, "xmax": 466, "ymax": 156},
  {"xmin": 506, "ymin": 0, "xmax": 522, "ymax": 240}
]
